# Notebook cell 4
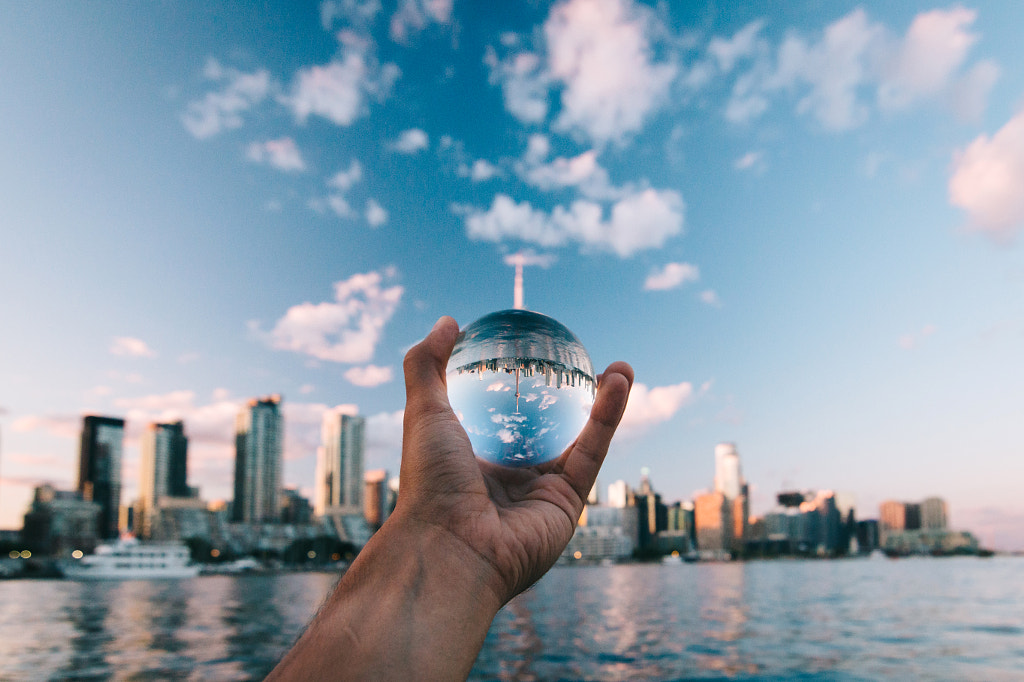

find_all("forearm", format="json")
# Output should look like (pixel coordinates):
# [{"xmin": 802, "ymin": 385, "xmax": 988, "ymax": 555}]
[{"xmin": 267, "ymin": 515, "xmax": 505, "ymax": 681}]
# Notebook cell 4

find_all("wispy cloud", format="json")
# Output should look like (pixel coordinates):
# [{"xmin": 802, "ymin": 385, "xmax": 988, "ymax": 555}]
[
  {"xmin": 263, "ymin": 268, "xmax": 404, "ymax": 364},
  {"xmin": 181, "ymin": 58, "xmax": 272, "ymax": 138},
  {"xmin": 344, "ymin": 364, "xmax": 394, "ymax": 387},
  {"xmin": 486, "ymin": 0, "xmax": 675, "ymax": 146},
  {"xmin": 365, "ymin": 198, "xmax": 388, "ymax": 227},
  {"xmin": 619, "ymin": 380, "xmax": 696, "ymax": 433},
  {"xmin": 110, "ymin": 337, "xmax": 157, "ymax": 358},
  {"xmin": 699, "ymin": 289, "xmax": 722, "ymax": 307},
  {"xmin": 390, "ymin": 0, "xmax": 455, "ymax": 44},
  {"xmin": 286, "ymin": 31, "xmax": 399, "ymax": 127},
  {"xmin": 718, "ymin": 7, "xmax": 996, "ymax": 131},
  {"xmin": 391, "ymin": 128, "xmax": 429, "ymax": 154},
  {"xmin": 644, "ymin": 262, "xmax": 699, "ymax": 291},
  {"xmin": 949, "ymin": 109, "xmax": 1024, "ymax": 241},
  {"xmin": 246, "ymin": 137, "xmax": 307, "ymax": 172},
  {"xmin": 459, "ymin": 188, "xmax": 683, "ymax": 258}
]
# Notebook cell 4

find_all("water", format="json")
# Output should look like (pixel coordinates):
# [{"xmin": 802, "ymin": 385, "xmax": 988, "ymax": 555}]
[
  {"xmin": 2, "ymin": 558, "xmax": 1022, "ymax": 680},
  {"xmin": 447, "ymin": 309, "xmax": 595, "ymax": 467}
]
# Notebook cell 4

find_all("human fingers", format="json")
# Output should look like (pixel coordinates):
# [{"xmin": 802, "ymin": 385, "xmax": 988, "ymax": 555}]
[
  {"xmin": 403, "ymin": 316, "xmax": 459, "ymax": 414},
  {"xmin": 559, "ymin": 361, "xmax": 633, "ymax": 504}
]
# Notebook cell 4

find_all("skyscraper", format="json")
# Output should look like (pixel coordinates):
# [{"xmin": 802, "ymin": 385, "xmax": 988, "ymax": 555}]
[
  {"xmin": 714, "ymin": 442, "xmax": 749, "ymax": 553},
  {"xmin": 233, "ymin": 395, "xmax": 283, "ymax": 524},
  {"xmin": 315, "ymin": 409, "xmax": 365, "ymax": 516},
  {"xmin": 138, "ymin": 421, "xmax": 189, "ymax": 538},
  {"xmin": 78, "ymin": 415, "xmax": 124, "ymax": 539},
  {"xmin": 714, "ymin": 443, "xmax": 743, "ymax": 499}
]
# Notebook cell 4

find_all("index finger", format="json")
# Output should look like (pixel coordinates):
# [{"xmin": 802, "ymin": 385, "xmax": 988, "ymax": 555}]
[{"xmin": 559, "ymin": 361, "xmax": 633, "ymax": 502}]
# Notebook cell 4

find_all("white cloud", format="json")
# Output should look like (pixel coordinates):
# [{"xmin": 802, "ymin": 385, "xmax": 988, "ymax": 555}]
[
  {"xmin": 110, "ymin": 337, "xmax": 157, "ymax": 358},
  {"xmin": 344, "ymin": 364, "xmax": 394, "ymax": 387},
  {"xmin": 484, "ymin": 47, "xmax": 551, "ymax": 124},
  {"xmin": 644, "ymin": 262, "xmax": 699, "ymax": 291},
  {"xmin": 391, "ymin": 128, "xmax": 429, "ymax": 154},
  {"xmin": 246, "ymin": 137, "xmax": 306, "ymax": 172},
  {"xmin": 877, "ymin": 7, "xmax": 979, "ymax": 111},
  {"xmin": 287, "ymin": 31, "xmax": 399, "ymax": 127},
  {"xmin": 365, "ymin": 199, "xmax": 388, "ymax": 227},
  {"xmin": 463, "ymin": 189, "xmax": 684, "ymax": 258},
  {"xmin": 949, "ymin": 109, "xmax": 1024, "ymax": 241},
  {"xmin": 390, "ymin": 0, "xmax": 454, "ymax": 43},
  {"xmin": 708, "ymin": 20, "xmax": 765, "ymax": 73},
  {"xmin": 618, "ymin": 380, "xmax": 694, "ymax": 432},
  {"xmin": 725, "ymin": 7, "xmax": 995, "ymax": 130},
  {"xmin": 328, "ymin": 160, "xmax": 363, "ymax": 190},
  {"xmin": 516, "ymin": 146, "xmax": 626, "ymax": 200},
  {"xmin": 545, "ymin": 0, "xmax": 676, "ymax": 144},
  {"xmin": 327, "ymin": 195, "xmax": 354, "ymax": 218},
  {"xmin": 771, "ymin": 9, "xmax": 885, "ymax": 131},
  {"xmin": 699, "ymin": 289, "xmax": 722, "ymax": 307},
  {"xmin": 485, "ymin": 0, "xmax": 675, "ymax": 145},
  {"xmin": 182, "ymin": 59, "xmax": 271, "ymax": 139},
  {"xmin": 321, "ymin": 0, "xmax": 382, "ymax": 31},
  {"xmin": 734, "ymin": 151, "xmax": 763, "ymax": 171},
  {"xmin": 465, "ymin": 159, "xmax": 503, "ymax": 182},
  {"xmin": 266, "ymin": 268, "xmax": 404, "ymax": 363}
]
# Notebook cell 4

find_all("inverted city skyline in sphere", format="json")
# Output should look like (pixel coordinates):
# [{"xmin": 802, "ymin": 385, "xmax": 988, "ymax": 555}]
[{"xmin": 447, "ymin": 309, "xmax": 596, "ymax": 468}]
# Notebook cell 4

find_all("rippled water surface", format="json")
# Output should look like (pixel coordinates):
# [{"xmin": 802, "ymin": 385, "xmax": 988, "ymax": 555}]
[{"xmin": 2, "ymin": 558, "xmax": 1022, "ymax": 680}]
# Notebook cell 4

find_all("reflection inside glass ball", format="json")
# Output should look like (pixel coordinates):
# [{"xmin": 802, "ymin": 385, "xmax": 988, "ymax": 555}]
[{"xmin": 446, "ymin": 309, "xmax": 596, "ymax": 467}]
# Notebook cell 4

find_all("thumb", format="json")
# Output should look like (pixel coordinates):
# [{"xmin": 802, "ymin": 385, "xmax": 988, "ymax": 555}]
[{"xmin": 403, "ymin": 316, "xmax": 460, "ymax": 414}]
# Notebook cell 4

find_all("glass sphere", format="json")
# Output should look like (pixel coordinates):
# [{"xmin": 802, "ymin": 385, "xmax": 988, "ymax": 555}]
[{"xmin": 446, "ymin": 309, "xmax": 596, "ymax": 467}]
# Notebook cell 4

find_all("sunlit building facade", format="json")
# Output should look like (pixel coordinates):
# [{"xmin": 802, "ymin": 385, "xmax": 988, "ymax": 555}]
[
  {"xmin": 314, "ymin": 410, "xmax": 365, "ymax": 517},
  {"xmin": 77, "ymin": 415, "xmax": 125, "ymax": 539},
  {"xmin": 232, "ymin": 395, "xmax": 283, "ymax": 524},
  {"xmin": 138, "ymin": 420, "xmax": 190, "ymax": 538},
  {"xmin": 694, "ymin": 490, "xmax": 730, "ymax": 558}
]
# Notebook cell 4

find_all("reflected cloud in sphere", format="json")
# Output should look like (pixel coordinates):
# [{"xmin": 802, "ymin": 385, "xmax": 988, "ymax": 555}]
[{"xmin": 447, "ymin": 309, "xmax": 595, "ymax": 467}]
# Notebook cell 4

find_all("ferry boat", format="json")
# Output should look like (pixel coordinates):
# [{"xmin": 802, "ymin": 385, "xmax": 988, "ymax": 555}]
[{"xmin": 63, "ymin": 536, "xmax": 199, "ymax": 580}]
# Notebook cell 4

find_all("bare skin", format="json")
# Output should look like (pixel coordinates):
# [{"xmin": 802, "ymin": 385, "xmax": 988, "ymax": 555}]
[{"xmin": 267, "ymin": 316, "xmax": 633, "ymax": 681}]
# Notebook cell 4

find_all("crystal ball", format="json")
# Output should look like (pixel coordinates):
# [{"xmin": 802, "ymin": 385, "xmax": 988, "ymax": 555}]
[{"xmin": 446, "ymin": 309, "xmax": 596, "ymax": 467}]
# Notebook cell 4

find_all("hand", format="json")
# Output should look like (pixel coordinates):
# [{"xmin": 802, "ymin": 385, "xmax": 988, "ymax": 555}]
[
  {"xmin": 268, "ymin": 316, "xmax": 632, "ymax": 681},
  {"xmin": 393, "ymin": 315, "xmax": 634, "ymax": 606}
]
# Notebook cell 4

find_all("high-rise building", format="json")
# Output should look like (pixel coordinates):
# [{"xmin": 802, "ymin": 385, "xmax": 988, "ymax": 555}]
[
  {"xmin": 921, "ymin": 497, "xmax": 948, "ymax": 530},
  {"xmin": 878, "ymin": 500, "xmax": 906, "ymax": 543},
  {"xmin": 314, "ymin": 409, "xmax": 365, "ymax": 516},
  {"xmin": 694, "ymin": 490, "xmax": 730, "ymax": 557},
  {"xmin": 138, "ymin": 421, "xmax": 189, "ymax": 538},
  {"xmin": 713, "ymin": 443, "xmax": 748, "ymax": 552},
  {"xmin": 607, "ymin": 480, "xmax": 630, "ymax": 508},
  {"xmin": 714, "ymin": 443, "xmax": 743, "ymax": 499},
  {"xmin": 232, "ymin": 395, "xmax": 283, "ymax": 524},
  {"xmin": 364, "ymin": 469, "xmax": 389, "ymax": 530},
  {"xmin": 78, "ymin": 415, "xmax": 125, "ymax": 539},
  {"xmin": 138, "ymin": 419, "xmax": 190, "ymax": 536}
]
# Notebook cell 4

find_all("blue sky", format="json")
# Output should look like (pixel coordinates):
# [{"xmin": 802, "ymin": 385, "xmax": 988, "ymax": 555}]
[{"xmin": 2, "ymin": 1, "xmax": 1024, "ymax": 548}]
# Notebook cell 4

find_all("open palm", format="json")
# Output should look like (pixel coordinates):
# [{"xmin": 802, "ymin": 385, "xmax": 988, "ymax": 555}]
[{"xmin": 395, "ymin": 316, "xmax": 633, "ymax": 605}]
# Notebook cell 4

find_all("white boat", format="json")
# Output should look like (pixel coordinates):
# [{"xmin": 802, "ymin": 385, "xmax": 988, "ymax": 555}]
[{"xmin": 63, "ymin": 536, "xmax": 199, "ymax": 580}]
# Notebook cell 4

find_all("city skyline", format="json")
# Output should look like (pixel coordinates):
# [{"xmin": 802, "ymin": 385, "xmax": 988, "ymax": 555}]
[{"xmin": 3, "ymin": 2, "xmax": 1024, "ymax": 549}]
